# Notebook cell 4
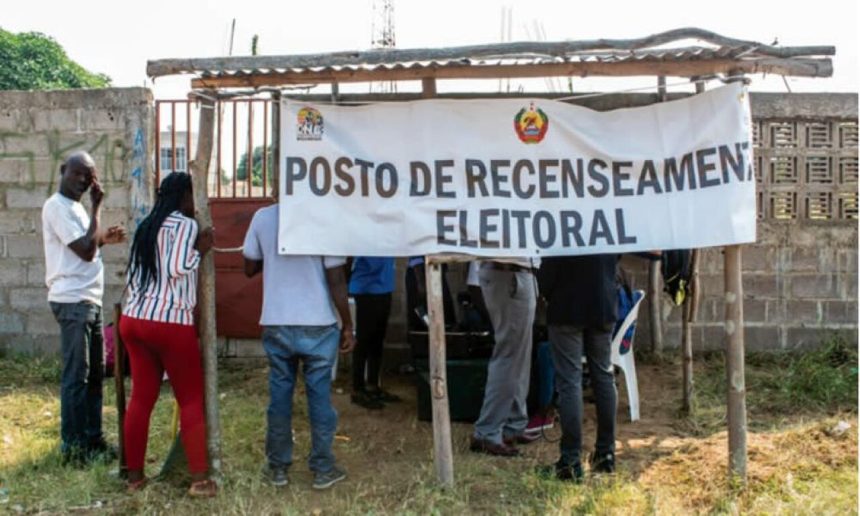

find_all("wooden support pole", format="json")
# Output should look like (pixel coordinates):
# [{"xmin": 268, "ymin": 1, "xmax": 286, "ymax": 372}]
[
  {"xmin": 270, "ymin": 91, "xmax": 281, "ymax": 200},
  {"xmin": 189, "ymin": 90, "xmax": 222, "ymax": 480},
  {"xmin": 421, "ymin": 77, "xmax": 437, "ymax": 97},
  {"xmin": 689, "ymin": 85, "xmax": 705, "ymax": 324},
  {"xmin": 689, "ymin": 249, "xmax": 702, "ymax": 321},
  {"xmin": 681, "ymin": 249, "xmax": 700, "ymax": 414},
  {"xmin": 113, "ymin": 304, "xmax": 128, "ymax": 478},
  {"xmin": 649, "ymin": 75, "xmax": 667, "ymax": 357},
  {"xmin": 648, "ymin": 246, "xmax": 663, "ymax": 355},
  {"xmin": 724, "ymin": 245, "xmax": 747, "ymax": 482},
  {"xmin": 426, "ymin": 258, "xmax": 454, "ymax": 487},
  {"xmin": 420, "ymin": 77, "xmax": 453, "ymax": 487},
  {"xmin": 681, "ymin": 295, "xmax": 694, "ymax": 414},
  {"xmin": 681, "ymin": 78, "xmax": 706, "ymax": 414}
]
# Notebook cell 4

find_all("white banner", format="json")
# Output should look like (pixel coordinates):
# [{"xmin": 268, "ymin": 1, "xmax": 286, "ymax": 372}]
[{"xmin": 278, "ymin": 82, "xmax": 755, "ymax": 257}]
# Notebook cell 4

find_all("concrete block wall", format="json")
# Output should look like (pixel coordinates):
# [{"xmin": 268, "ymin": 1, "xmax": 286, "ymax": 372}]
[
  {"xmin": 0, "ymin": 89, "xmax": 855, "ymax": 356},
  {"xmin": 0, "ymin": 88, "xmax": 153, "ymax": 354},
  {"xmin": 621, "ymin": 221, "xmax": 858, "ymax": 353}
]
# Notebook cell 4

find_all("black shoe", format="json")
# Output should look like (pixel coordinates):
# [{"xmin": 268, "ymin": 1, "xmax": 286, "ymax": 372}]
[
  {"xmin": 556, "ymin": 460, "xmax": 584, "ymax": 482},
  {"xmin": 262, "ymin": 465, "xmax": 289, "ymax": 487},
  {"xmin": 367, "ymin": 388, "xmax": 401, "ymax": 403},
  {"xmin": 311, "ymin": 466, "xmax": 346, "ymax": 490},
  {"xmin": 313, "ymin": 465, "xmax": 346, "ymax": 490},
  {"xmin": 351, "ymin": 390, "xmax": 384, "ymax": 410},
  {"xmin": 589, "ymin": 451, "xmax": 616, "ymax": 474},
  {"xmin": 61, "ymin": 447, "xmax": 88, "ymax": 468},
  {"xmin": 503, "ymin": 433, "xmax": 540, "ymax": 446},
  {"xmin": 87, "ymin": 439, "xmax": 118, "ymax": 463},
  {"xmin": 537, "ymin": 460, "xmax": 583, "ymax": 483},
  {"xmin": 470, "ymin": 437, "xmax": 520, "ymax": 457}
]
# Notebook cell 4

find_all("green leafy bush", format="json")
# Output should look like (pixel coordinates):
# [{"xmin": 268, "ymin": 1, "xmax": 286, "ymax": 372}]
[{"xmin": 0, "ymin": 29, "xmax": 110, "ymax": 90}]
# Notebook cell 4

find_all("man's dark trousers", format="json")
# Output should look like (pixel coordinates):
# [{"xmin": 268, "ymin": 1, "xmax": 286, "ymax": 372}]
[
  {"xmin": 50, "ymin": 301, "xmax": 105, "ymax": 456},
  {"xmin": 548, "ymin": 323, "xmax": 617, "ymax": 466},
  {"xmin": 352, "ymin": 293, "xmax": 392, "ymax": 391}
]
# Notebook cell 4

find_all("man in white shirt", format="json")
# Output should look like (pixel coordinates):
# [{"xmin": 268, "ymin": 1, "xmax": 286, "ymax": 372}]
[
  {"xmin": 42, "ymin": 151, "xmax": 126, "ymax": 465},
  {"xmin": 243, "ymin": 204, "xmax": 356, "ymax": 490}
]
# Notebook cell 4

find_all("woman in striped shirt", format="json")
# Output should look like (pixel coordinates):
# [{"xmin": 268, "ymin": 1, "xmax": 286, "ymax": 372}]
[{"xmin": 119, "ymin": 172, "xmax": 215, "ymax": 496}]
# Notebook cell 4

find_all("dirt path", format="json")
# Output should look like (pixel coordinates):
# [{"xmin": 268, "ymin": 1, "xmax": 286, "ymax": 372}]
[{"xmin": 316, "ymin": 362, "xmax": 856, "ymax": 512}]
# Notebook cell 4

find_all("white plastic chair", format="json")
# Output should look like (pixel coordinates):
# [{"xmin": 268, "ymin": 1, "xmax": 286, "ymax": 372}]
[
  {"xmin": 611, "ymin": 289, "xmax": 645, "ymax": 422},
  {"xmin": 580, "ymin": 289, "xmax": 645, "ymax": 422}
]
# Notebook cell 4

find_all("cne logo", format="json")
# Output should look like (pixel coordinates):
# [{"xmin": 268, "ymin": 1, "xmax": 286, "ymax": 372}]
[
  {"xmin": 296, "ymin": 107, "xmax": 324, "ymax": 141},
  {"xmin": 513, "ymin": 102, "xmax": 549, "ymax": 144}
]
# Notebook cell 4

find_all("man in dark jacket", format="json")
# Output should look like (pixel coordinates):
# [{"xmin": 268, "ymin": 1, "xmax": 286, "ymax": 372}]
[{"xmin": 538, "ymin": 254, "xmax": 619, "ymax": 481}]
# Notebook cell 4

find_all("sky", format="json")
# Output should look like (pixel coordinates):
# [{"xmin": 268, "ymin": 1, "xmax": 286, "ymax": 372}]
[{"xmin": 3, "ymin": 0, "xmax": 858, "ymax": 99}]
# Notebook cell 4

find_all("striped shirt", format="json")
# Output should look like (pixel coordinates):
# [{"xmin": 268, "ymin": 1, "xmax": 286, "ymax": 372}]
[{"xmin": 123, "ymin": 211, "xmax": 201, "ymax": 326}]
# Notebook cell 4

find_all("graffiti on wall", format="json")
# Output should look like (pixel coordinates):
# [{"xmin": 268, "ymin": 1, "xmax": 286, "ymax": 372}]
[
  {"xmin": 129, "ymin": 127, "xmax": 149, "ymax": 228},
  {"xmin": 0, "ymin": 130, "xmax": 130, "ymax": 195}
]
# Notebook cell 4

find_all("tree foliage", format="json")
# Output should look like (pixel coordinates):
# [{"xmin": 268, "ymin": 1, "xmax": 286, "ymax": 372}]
[
  {"xmin": 236, "ymin": 146, "xmax": 274, "ymax": 187},
  {"xmin": 0, "ymin": 29, "xmax": 110, "ymax": 90}
]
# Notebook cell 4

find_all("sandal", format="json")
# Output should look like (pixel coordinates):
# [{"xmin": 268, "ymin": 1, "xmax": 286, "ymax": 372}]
[
  {"xmin": 188, "ymin": 479, "xmax": 218, "ymax": 498},
  {"xmin": 126, "ymin": 477, "xmax": 148, "ymax": 493}
]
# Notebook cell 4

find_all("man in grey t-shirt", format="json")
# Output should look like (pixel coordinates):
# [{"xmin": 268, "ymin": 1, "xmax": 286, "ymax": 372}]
[{"xmin": 243, "ymin": 204, "xmax": 356, "ymax": 490}]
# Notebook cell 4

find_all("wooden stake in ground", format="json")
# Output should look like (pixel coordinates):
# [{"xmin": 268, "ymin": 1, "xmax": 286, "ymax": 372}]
[
  {"xmin": 425, "ymin": 257, "xmax": 455, "ymax": 487},
  {"xmin": 113, "ymin": 303, "xmax": 127, "ymax": 478},
  {"xmin": 681, "ymin": 249, "xmax": 699, "ymax": 414},
  {"xmin": 188, "ymin": 90, "xmax": 222, "ymax": 480},
  {"xmin": 724, "ymin": 244, "xmax": 747, "ymax": 482}
]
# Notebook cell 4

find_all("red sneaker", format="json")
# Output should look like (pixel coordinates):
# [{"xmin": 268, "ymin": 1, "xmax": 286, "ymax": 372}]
[{"xmin": 524, "ymin": 414, "xmax": 554, "ymax": 436}]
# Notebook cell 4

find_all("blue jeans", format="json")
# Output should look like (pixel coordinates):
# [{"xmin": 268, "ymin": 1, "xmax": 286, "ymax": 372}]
[
  {"xmin": 50, "ymin": 301, "xmax": 105, "ymax": 455},
  {"xmin": 262, "ymin": 324, "xmax": 339, "ymax": 473}
]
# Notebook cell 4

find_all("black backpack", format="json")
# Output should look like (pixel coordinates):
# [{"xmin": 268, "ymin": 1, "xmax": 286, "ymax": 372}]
[{"xmin": 661, "ymin": 250, "xmax": 692, "ymax": 306}]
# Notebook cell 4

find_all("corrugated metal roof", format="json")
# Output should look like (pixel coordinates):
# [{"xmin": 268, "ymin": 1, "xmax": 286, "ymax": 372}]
[
  {"xmin": 146, "ymin": 28, "xmax": 834, "ymax": 84},
  {"xmin": 192, "ymin": 46, "xmax": 761, "ymax": 79}
]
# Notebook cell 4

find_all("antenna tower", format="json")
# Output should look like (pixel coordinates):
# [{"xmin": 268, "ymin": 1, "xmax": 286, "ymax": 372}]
[{"xmin": 371, "ymin": 0, "xmax": 396, "ymax": 93}]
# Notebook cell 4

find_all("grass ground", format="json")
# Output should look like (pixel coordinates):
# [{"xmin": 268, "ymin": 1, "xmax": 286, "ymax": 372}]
[{"xmin": 0, "ymin": 338, "xmax": 856, "ymax": 515}]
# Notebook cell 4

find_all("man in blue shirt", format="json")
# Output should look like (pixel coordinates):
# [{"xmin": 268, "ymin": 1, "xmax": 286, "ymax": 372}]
[{"xmin": 349, "ymin": 257, "xmax": 399, "ymax": 409}]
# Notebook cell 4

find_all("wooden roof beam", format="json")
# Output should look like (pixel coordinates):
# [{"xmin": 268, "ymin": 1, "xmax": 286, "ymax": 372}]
[{"xmin": 190, "ymin": 58, "xmax": 833, "ymax": 89}]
